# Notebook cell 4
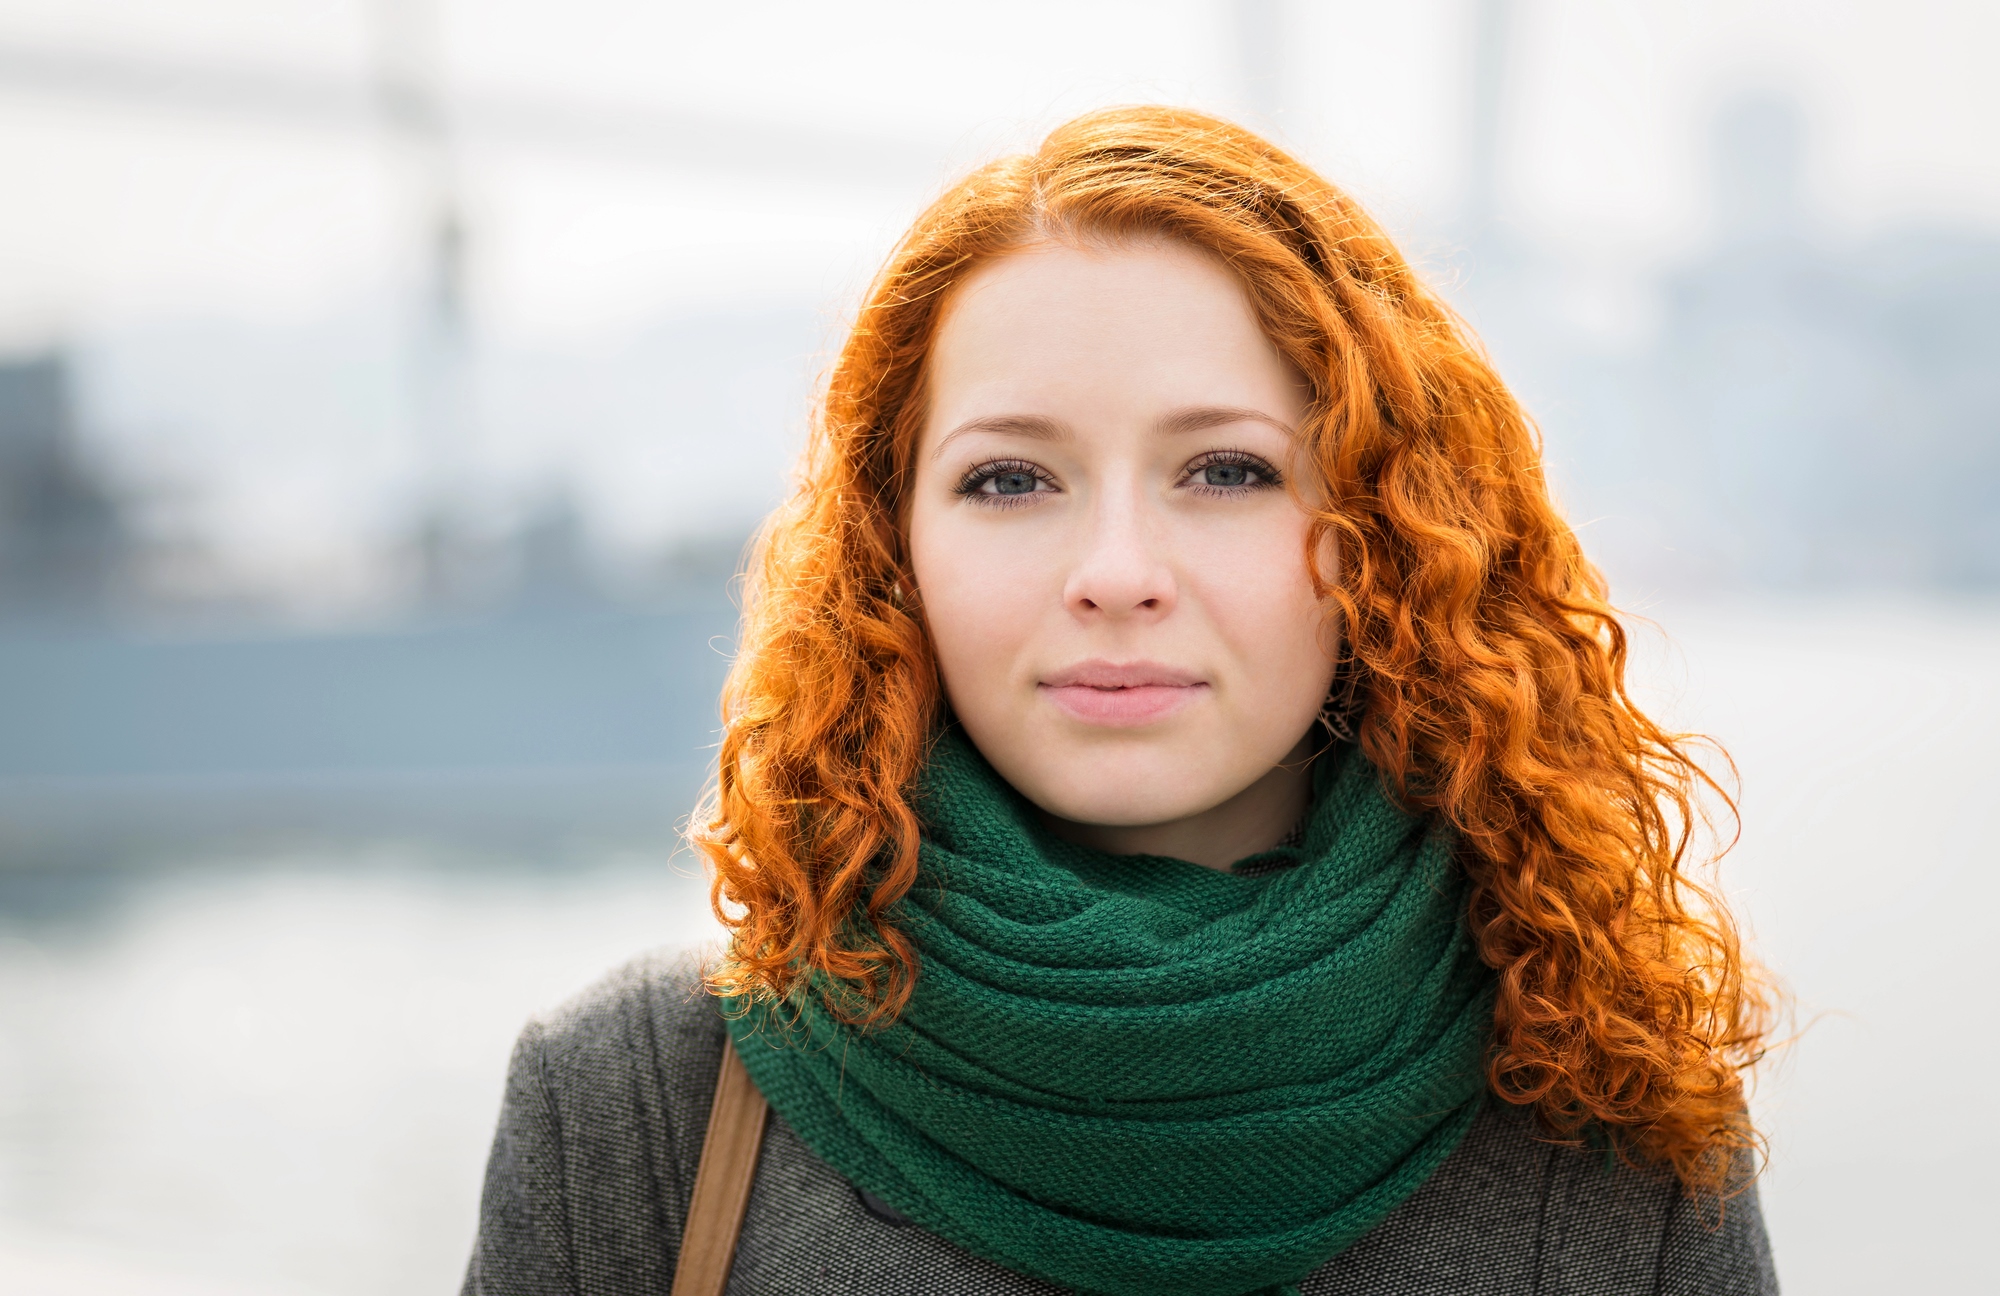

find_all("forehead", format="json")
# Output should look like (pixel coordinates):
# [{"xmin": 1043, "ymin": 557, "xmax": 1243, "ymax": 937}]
[{"xmin": 924, "ymin": 238, "xmax": 1306, "ymax": 432}]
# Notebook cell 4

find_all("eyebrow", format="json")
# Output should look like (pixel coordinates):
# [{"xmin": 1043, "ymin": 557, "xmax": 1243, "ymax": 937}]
[
  {"xmin": 1156, "ymin": 405, "xmax": 1298, "ymax": 438},
  {"xmin": 931, "ymin": 414, "xmax": 1068, "ymax": 458},
  {"xmin": 932, "ymin": 405, "xmax": 1295, "ymax": 459}
]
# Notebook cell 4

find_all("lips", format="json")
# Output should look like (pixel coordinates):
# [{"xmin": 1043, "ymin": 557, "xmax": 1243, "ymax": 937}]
[{"xmin": 1038, "ymin": 660, "xmax": 1209, "ymax": 726}]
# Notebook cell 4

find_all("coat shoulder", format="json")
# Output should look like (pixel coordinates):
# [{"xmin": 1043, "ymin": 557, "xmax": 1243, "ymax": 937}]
[
  {"xmin": 530, "ymin": 946, "xmax": 724, "ymax": 1069},
  {"xmin": 1309, "ymin": 1101, "xmax": 1777, "ymax": 1296},
  {"xmin": 465, "ymin": 946, "xmax": 729, "ymax": 1296}
]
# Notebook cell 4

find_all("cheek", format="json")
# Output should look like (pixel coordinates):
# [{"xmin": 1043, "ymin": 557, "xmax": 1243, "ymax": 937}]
[
  {"xmin": 1187, "ymin": 518, "xmax": 1334, "ymax": 704},
  {"xmin": 908, "ymin": 508, "xmax": 1043, "ymax": 697}
]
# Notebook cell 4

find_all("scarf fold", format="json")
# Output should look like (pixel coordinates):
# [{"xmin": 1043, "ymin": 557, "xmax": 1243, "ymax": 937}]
[{"xmin": 724, "ymin": 730, "xmax": 1496, "ymax": 1296}]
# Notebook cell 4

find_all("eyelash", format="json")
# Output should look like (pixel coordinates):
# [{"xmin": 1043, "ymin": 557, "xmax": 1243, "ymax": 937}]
[
  {"xmin": 953, "ymin": 459, "xmax": 1054, "ymax": 507},
  {"xmin": 1180, "ymin": 450, "xmax": 1283, "ymax": 496},
  {"xmin": 953, "ymin": 451, "xmax": 1284, "ymax": 506}
]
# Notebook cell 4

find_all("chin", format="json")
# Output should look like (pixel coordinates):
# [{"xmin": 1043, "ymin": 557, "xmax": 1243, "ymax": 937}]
[{"xmin": 1018, "ymin": 757, "xmax": 1217, "ymax": 829}]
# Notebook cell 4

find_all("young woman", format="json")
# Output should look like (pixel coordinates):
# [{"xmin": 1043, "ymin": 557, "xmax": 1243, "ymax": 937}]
[{"xmin": 464, "ymin": 108, "xmax": 1776, "ymax": 1296}]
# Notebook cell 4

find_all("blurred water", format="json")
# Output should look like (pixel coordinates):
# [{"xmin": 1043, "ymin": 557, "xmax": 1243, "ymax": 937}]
[
  {"xmin": 0, "ymin": 853, "xmax": 722, "ymax": 1296},
  {"xmin": 1627, "ymin": 596, "xmax": 2000, "ymax": 1296},
  {"xmin": 0, "ymin": 595, "xmax": 1993, "ymax": 1295}
]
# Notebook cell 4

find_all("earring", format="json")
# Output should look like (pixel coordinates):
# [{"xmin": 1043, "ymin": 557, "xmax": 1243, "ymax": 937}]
[{"xmin": 1318, "ymin": 658, "xmax": 1364, "ymax": 744}]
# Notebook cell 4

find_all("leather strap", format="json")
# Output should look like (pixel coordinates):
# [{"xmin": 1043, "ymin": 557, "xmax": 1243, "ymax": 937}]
[{"xmin": 670, "ymin": 1040, "xmax": 770, "ymax": 1296}]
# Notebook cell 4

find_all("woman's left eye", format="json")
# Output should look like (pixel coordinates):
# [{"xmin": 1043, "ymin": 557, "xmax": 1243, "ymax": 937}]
[{"xmin": 1184, "ymin": 454, "xmax": 1277, "ymax": 491}]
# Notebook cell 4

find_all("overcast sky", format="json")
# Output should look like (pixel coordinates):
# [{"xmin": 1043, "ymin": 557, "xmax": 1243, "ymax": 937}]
[{"xmin": 0, "ymin": 0, "xmax": 1993, "ymax": 347}]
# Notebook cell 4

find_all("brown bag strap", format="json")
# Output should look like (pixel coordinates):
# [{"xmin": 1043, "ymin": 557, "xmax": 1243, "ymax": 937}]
[{"xmin": 670, "ymin": 1039, "xmax": 770, "ymax": 1296}]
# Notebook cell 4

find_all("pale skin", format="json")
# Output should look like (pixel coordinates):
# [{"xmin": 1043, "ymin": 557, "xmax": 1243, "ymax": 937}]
[{"xmin": 908, "ymin": 237, "xmax": 1337, "ymax": 871}]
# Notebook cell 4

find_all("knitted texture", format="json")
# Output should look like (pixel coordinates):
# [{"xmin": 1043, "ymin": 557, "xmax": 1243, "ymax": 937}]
[
  {"xmin": 462, "ymin": 950, "xmax": 1781, "ymax": 1296},
  {"xmin": 725, "ymin": 731, "xmax": 1497, "ymax": 1296}
]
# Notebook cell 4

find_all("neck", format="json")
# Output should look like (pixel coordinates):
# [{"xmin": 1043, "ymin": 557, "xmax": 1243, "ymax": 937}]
[{"xmin": 1039, "ymin": 735, "xmax": 1316, "ymax": 871}]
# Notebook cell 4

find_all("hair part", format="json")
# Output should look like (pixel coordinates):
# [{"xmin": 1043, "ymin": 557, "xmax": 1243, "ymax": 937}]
[{"xmin": 694, "ymin": 105, "xmax": 1772, "ymax": 1199}]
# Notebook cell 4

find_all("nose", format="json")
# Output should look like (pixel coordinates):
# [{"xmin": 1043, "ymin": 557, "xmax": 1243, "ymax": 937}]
[{"xmin": 1062, "ymin": 485, "xmax": 1177, "ymax": 622}]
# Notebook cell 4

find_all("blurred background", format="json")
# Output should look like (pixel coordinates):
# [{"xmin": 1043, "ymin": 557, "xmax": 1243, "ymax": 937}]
[{"xmin": 0, "ymin": 1, "xmax": 1991, "ymax": 1292}]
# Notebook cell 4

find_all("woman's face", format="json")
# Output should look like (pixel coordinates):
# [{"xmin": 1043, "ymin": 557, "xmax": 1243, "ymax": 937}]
[{"xmin": 909, "ymin": 238, "xmax": 1335, "ymax": 854}]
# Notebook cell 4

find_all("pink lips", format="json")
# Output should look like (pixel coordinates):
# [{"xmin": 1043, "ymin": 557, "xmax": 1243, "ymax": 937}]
[{"xmin": 1038, "ymin": 660, "xmax": 1208, "ymax": 726}]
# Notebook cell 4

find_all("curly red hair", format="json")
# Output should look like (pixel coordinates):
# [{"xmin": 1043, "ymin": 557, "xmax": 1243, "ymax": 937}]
[{"xmin": 695, "ymin": 106, "xmax": 1770, "ymax": 1196}]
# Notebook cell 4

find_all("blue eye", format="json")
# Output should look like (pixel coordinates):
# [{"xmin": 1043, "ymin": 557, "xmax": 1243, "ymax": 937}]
[
  {"xmin": 956, "ymin": 459, "xmax": 1054, "ymax": 503},
  {"xmin": 1185, "ymin": 453, "xmax": 1277, "ymax": 491}
]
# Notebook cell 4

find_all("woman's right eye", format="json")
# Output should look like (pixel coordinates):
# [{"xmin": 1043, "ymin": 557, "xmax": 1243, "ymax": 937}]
[{"xmin": 955, "ymin": 460, "xmax": 1055, "ymax": 502}]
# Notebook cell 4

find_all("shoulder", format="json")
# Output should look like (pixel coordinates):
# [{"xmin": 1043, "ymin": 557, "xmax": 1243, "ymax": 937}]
[
  {"xmin": 521, "ymin": 945, "xmax": 726, "ymax": 1094},
  {"xmin": 1308, "ymin": 1101, "xmax": 1777, "ymax": 1296},
  {"xmin": 473, "ymin": 947, "xmax": 728, "ymax": 1295},
  {"xmin": 517, "ymin": 944, "xmax": 730, "ymax": 1193}
]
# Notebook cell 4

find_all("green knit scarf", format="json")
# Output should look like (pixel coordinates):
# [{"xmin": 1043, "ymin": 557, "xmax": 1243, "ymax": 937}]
[{"xmin": 723, "ymin": 730, "xmax": 1496, "ymax": 1296}]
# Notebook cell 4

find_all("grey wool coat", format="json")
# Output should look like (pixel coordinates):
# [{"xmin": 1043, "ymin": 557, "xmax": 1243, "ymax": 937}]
[{"xmin": 462, "ymin": 950, "xmax": 1778, "ymax": 1296}]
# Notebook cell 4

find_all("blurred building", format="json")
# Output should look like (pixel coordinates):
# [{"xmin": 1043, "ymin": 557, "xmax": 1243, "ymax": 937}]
[
  {"xmin": 1655, "ymin": 94, "xmax": 2000, "ymax": 586},
  {"xmin": 1486, "ymin": 91, "xmax": 2000, "ymax": 591},
  {"xmin": 0, "ymin": 355, "xmax": 129, "ymax": 618}
]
